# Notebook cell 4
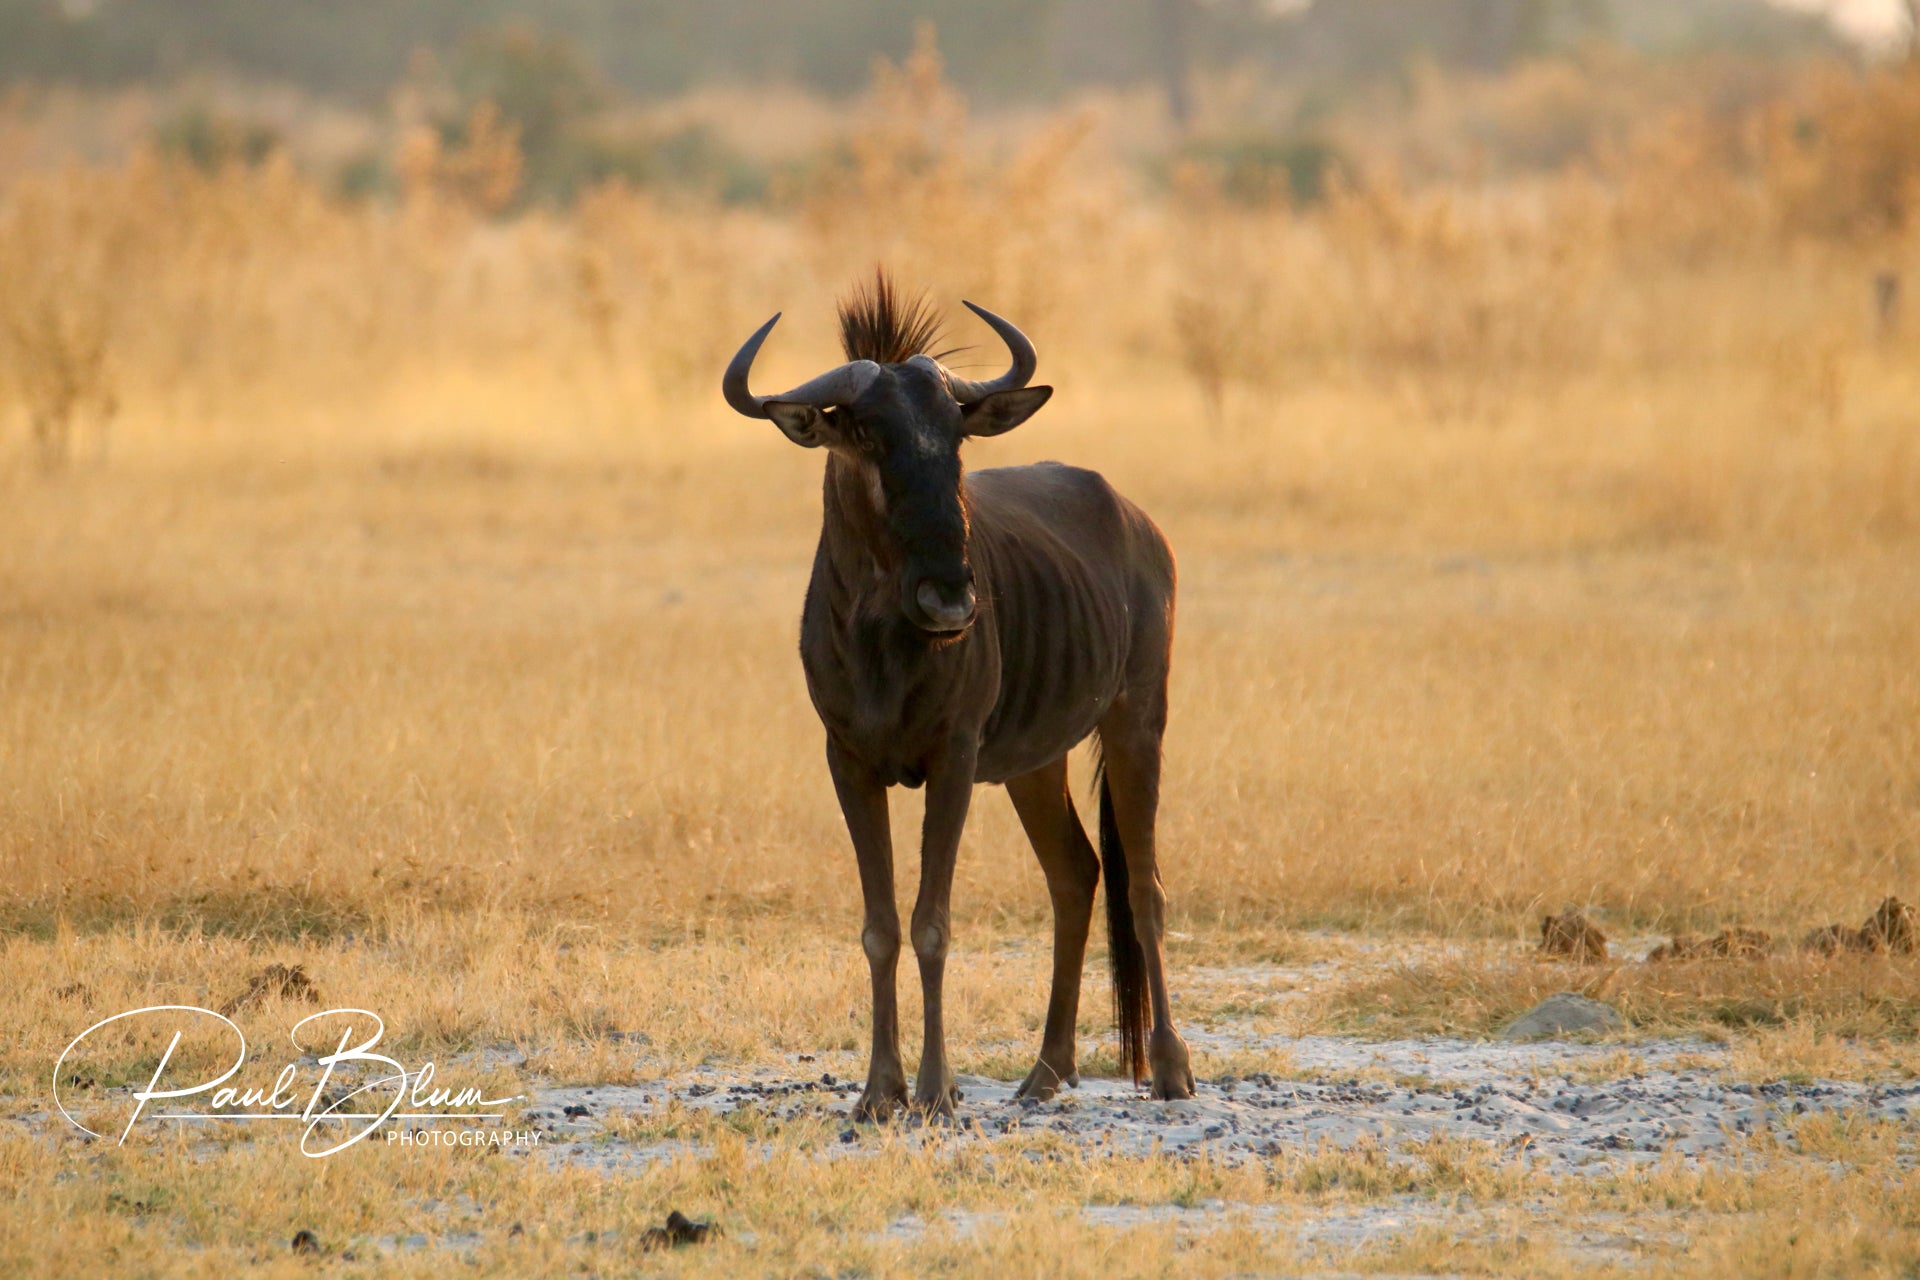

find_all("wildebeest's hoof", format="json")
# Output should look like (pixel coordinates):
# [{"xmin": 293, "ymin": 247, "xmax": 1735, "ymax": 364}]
[
  {"xmin": 852, "ymin": 1075, "xmax": 908, "ymax": 1123},
  {"xmin": 853, "ymin": 1091, "xmax": 906, "ymax": 1123},
  {"xmin": 911, "ymin": 1074, "xmax": 960, "ymax": 1119},
  {"xmin": 1013, "ymin": 1057, "xmax": 1078, "ymax": 1101},
  {"xmin": 1147, "ymin": 1028, "xmax": 1195, "ymax": 1100}
]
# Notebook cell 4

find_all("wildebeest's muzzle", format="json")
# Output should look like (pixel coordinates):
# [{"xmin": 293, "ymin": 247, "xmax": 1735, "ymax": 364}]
[{"xmin": 905, "ymin": 570, "xmax": 976, "ymax": 634}]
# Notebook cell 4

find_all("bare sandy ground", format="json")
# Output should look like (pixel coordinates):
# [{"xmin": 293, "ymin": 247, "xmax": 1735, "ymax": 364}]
[
  {"xmin": 25, "ymin": 946, "xmax": 1917, "ymax": 1269},
  {"xmin": 512, "ymin": 944, "xmax": 1918, "ymax": 1177},
  {"xmin": 523, "ymin": 1033, "xmax": 1919, "ymax": 1175}
]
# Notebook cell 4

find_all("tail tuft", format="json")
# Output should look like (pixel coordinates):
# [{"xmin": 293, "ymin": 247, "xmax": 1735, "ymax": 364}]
[{"xmin": 1098, "ymin": 758, "xmax": 1149, "ymax": 1084}]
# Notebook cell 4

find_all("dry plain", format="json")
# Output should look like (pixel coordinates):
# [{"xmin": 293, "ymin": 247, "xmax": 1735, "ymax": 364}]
[{"xmin": 3, "ymin": 52, "xmax": 1920, "ymax": 1278}]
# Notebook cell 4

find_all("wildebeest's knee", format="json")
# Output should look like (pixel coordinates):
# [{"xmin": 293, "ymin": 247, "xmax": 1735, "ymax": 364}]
[
  {"xmin": 912, "ymin": 921, "xmax": 948, "ymax": 964},
  {"xmin": 863, "ymin": 923, "xmax": 900, "ymax": 964}
]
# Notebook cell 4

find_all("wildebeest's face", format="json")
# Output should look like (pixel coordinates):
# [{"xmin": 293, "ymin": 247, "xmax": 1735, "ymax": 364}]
[
  {"xmin": 766, "ymin": 358, "xmax": 1051, "ymax": 634},
  {"xmin": 721, "ymin": 289, "xmax": 1050, "ymax": 634}
]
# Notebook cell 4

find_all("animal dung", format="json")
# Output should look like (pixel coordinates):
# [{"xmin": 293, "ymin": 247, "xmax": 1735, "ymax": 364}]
[
  {"xmin": 1538, "ymin": 911, "xmax": 1609, "ymax": 963},
  {"xmin": 219, "ymin": 962, "xmax": 321, "ymax": 1015},
  {"xmin": 1801, "ymin": 896, "xmax": 1916, "ymax": 955},
  {"xmin": 1646, "ymin": 927, "xmax": 1774, "ymax": 962},
  {"xmin": 639, "ymin": 1210, "xmax": 718, "ymax": 1251},
  {"xmin": 1633, "ymin": 895, "xmax": 1915, "ymax": 961}
]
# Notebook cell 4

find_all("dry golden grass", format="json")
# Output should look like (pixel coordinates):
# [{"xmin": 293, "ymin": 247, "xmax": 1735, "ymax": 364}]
[{"xmin": 3, "ymin": 42, "xmax": 1920, "ymax": 1279}]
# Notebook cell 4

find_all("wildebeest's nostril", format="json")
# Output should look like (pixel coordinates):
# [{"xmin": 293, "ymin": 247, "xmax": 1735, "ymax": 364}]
[{"xmin": 915, "ymin": 580, "xmax": 975, "ymax": 630}]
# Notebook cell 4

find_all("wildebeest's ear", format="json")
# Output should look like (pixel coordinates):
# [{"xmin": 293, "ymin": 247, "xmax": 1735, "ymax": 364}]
[
  {"xmin": 959, "ymin": 385, "xmax": 1052, "ymax": 437},
  {"xmin": 764, "ymin": 401, "xmax": 834, "ymax": 448}
]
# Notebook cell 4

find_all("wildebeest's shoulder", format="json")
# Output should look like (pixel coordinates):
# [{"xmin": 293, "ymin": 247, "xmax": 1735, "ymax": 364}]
[
  {"xmin": 968, "ymin": 461, "xmax": 1170, "ymax": 580},
  {"xmin": 966, "ymin": 461, "xmax": 1125, "ymax": 530}
]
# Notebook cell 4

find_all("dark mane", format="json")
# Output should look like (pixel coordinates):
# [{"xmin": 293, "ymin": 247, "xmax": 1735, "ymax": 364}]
[{"xmin": 837, "ymin": 269, "xmax": 945, "ymax": 364}]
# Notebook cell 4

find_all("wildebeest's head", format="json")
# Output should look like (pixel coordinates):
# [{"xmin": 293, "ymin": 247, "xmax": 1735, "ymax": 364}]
[{"xmin": 722, "ymin": 274, "xmax": 1052, "ymax": 635}]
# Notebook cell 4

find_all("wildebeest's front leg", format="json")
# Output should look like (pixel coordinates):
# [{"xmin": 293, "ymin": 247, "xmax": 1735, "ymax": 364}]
[
  {"xmin": 828, "ymin": 740, "xmax": 908, "ymax": 1122},
  {"xmin": 909, "ymin": 739, "xmax": 977, "ymax": 1117},
  {"xmin": 1005, "ymin": 756, "xmax": 1099, "ymax": 1100}
]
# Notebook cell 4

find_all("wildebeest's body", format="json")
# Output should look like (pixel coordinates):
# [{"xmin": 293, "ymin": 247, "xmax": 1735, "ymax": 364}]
[
  {"xmin": 723, "ymin": 275, "xmax": 1194, "ymax": 1118},
  {"xmin": 803, "ymin": 460, "xmax": 1165, "ymax": 789}
]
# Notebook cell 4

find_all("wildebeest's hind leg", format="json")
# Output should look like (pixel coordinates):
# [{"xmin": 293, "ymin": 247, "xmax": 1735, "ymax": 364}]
[
  {"xmin": 828, "ymin": 740, "xmax": 909, "ymax": 1122},
  {"xmin": 1005, "ymin": 756, "xmax": 1100, "ymax": 1101},
  {"xmin": 1097, "ymin": 688, "xmax": 1197, "ymax": 1101}
]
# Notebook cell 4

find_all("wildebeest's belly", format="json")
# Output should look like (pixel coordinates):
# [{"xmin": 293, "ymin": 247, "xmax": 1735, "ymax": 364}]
[
  {"xmin": 801, "ymin": 599, "xmax": 1128, "ymax": 788},
  {"xmin": 972, "ymin": 563, "xmax": 1132, "ymax": 784}
]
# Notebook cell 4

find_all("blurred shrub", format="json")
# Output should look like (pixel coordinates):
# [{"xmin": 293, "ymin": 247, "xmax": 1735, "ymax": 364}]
[
  {"xmin": 154, "ymin": 103, "xmax": 281, "ymax": 172},
  {"xmin": 400, "ymin": 101, "xmax": 525, "ymax": 216},
  {"xmin": 1170, "ymin": 133, "xmax": 1347, "ymax": 205},
  {"xmin": 1765, "ymin": 65, "xmax": 1920, "ymax": 240}
]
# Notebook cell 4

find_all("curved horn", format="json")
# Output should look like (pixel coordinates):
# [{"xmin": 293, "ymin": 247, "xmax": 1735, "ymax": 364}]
[
  {"xmin": 722, "ymin": 313, "xmax": 880, "ymax": 419},
  {"xmin": 941, "ymin": 300, "xmax": 1038, "ymax": 404}
]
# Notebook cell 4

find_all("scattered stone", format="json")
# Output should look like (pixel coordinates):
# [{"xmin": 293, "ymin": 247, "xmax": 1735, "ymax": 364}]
[
  {"xmin": 290, "ymin": 1229, "xmax": 321, "ymax": 1255},
  {"xmin": 1647, "ymin": 927, "xmax": 1773, "ymax": 962},
  {"xmin": 1501, "ymin": 992, "xmax": 1624, "ymax": 1041},
  {"xmin": 639, "ymin": 1210, "xmax": 717, "ymax": 1251},
  {"xmin": 563, "ymin": 1104, "xmax": 591, "ymax": 1118},
  {"xmin": 1539, "ymin": 911, "xmax": 1609, "ymax": 963},
  {"xmin": 220, "ymin": 964, "xmax": 320, "ymax": 1016}
]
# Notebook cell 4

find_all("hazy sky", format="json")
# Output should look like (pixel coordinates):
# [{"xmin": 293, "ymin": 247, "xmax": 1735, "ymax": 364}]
[{"xmin": 1780, "ymin": 0, "xmax": 1913, "ymax": 47}]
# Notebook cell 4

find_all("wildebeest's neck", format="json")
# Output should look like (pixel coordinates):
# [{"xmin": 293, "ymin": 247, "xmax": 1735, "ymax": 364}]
[{"xmin": 819, "ymin": 453, "xmax": 897, "ymax": 597}]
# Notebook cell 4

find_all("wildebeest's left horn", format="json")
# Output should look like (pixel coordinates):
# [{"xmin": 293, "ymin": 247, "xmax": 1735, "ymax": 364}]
[
  {"xmin": 723, "ymin": 312, "xmax": 880, "ymax": 418},
  {"xmin": 941, "ymin": 301, "xmax": 1038, "ymax": 404}
]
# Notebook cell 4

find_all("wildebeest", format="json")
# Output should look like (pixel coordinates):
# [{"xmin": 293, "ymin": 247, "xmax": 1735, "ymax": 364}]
[{"xmin": 722, "ymin": 273, "xmax": 1194, "ymax": 1117}]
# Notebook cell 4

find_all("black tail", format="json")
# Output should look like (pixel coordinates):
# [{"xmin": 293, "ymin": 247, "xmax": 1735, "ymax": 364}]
[{"xmin": 1098, "ymin": 762, "xmax": 1150, "ymax": 1085}]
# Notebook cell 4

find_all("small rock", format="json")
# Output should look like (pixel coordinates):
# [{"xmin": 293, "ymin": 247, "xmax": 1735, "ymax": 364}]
[
  {"xmin": 290, "ymin": 1229, "xmax": 321, "ymax": 1255},
  {"xmin": 563, "ymin": 1104, "xmax": 590, "ymax": 1118},
  {"xmin": 1501, "ymin": 992, "xmax": 1624, "ymax": 1041}
]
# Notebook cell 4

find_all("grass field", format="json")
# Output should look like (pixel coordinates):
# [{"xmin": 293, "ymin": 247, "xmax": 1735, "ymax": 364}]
[{"xmin": 3, "ymin": 46, "xmax": 1920, "ymax": 1277}]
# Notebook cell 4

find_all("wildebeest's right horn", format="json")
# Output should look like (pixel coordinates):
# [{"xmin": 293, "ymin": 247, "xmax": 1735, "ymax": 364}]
[
  {"xmin": 941, "ymin": 301, "xmax": 1038, "ymax": 404},
  {"xmin": 722, "ymin": 313, "xmax": 880, "ymax": 418}
]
